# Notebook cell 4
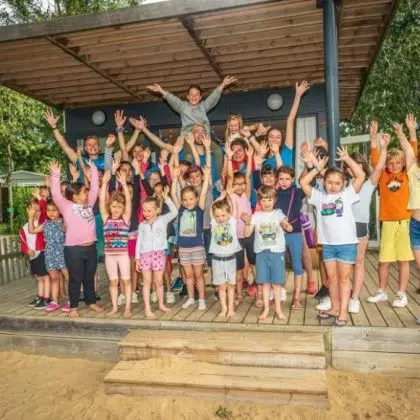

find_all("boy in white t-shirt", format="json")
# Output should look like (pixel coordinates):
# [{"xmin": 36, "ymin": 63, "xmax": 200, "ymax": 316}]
[
  {"xmin": 209, "ymin": 198, "xmax": 242, "ymax": 319},
  {"xmin": 243, "ymin": 186, "xmax": 293, "ymax": 321}
]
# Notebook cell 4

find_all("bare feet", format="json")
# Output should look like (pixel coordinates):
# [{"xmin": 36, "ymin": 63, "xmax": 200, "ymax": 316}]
[
  {"xmin": 123, "ymin": 310, "xmax": 132, "ymax": 319},
  {"xmin": 89, "ymin": 304, "xmax": 103, "ymax": 313},
  {"xmin": 217, "ymin": 309, "xmax": 227, "ymax": 319},
  {"xmin": 106, "ymin": 308, "xmax": 118, "ymax": 317},
  {"xmin": 258, "ymin": 308, "xmax": 269, "ymax": 320},
  {"xmin": 145, "ymin": 311, "xmax": 157, "ymax": 319},
  {"xmin": 159, "ymin": 305, "xmax": 171, "ymax": 313},
  {"xmin": 227, "ymin": 310, "xmax": 235, "ymax": 318},
  {"xmin": 256, "ymin": 297, "xmax": 264, "ymax": 308},
  {"xmin": 275, "ymin": 309, "xmax": 286, "ymax": 320},
  {"xmin": 69, "ymin": 309, "xmax": 79, "ymax": 319}
]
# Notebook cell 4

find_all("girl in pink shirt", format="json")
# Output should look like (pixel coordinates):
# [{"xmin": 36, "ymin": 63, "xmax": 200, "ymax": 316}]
[{"xmin": 50, "ymin": 161, "xmax": 103, "ymax": 319}]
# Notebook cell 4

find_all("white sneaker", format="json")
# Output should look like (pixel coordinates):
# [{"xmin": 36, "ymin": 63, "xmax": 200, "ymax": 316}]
[
  {"xmin": 348, "ymin": 298, "xmax": 360, "ymax": 314},
  {"xmin": 392, "ymin": 292, "xmax": 408, "ymax": 308},
  {"xmin": 131, "ymin": 292, "xmax": 138, "ymax": 304},
  {"xmin": 367, "ymin": 289, "xmax": 388, "ymax": 303},
  {"xmin": 117, "ymin": 294, "xmax": 126, "ymax": 306},
  {"xmin": 182, "ymin": 298, "xmax": 196, "ymax": 309},
  {"xmin": 280, "ymin": 287, "xmax": 287, "ymax": 302},
  {"xmin": 151, "ymin": 291, "xmax": 158, "ymax": 303},
  {"xmin": 316, "ymin": 296, "xmax": 331, "ymax": 311},
  {"xmin": 198, "ymin": 299, "xmax": 207, "ymax": 311},
  {"xmin": 166, "ymin": 292, "xmax": 175, "ymax": 304}
]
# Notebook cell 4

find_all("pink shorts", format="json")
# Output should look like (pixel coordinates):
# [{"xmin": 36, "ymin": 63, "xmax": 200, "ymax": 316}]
[
  {"xmin": 139, "ymin": 250, "xmax": 166, "ymax": 272},
  {"xmin": 105, "ymin": 253, "xmax": 131, "ymax": 280},
  {"xmin": 128, "ymin": 238, "xmax": 137, "ymax": 258}
]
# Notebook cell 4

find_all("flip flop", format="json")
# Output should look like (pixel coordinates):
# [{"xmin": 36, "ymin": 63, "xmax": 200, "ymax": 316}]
[
  {"xmin": 335, "ymin": 319, "xmax": 348, "ymax": 327},
  {"xmin": 317, "ymin": 311, "xmax": 338, "ymax": 320}
]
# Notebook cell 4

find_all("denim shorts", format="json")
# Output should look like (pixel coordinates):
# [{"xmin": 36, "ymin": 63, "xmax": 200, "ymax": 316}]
[
  {"xmin": 322, "ymin": 244, "xmax": 357, "ymax": 265},
  {"xmin": 410, "ymin": 218, "xmax": 420, "ymax": 250},
  {"xmin": 256, "ymin": 251, "xmax": 285, "ymax": 285},
  {"xmin": 285, "ymin": 233, "xmax": 304, "ymax": 275}
]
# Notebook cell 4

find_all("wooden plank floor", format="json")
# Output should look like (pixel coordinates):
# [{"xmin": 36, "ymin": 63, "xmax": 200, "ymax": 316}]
[{"xmin": 0, "ymin": 251, "xmax": 419, "ymax": 328}]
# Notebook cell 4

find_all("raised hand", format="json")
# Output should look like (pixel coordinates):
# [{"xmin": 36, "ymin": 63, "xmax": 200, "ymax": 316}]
[
  {"xmin": 221, "ymin": 75, "xmax": 237, "ymax": 89},
  {"xmin": 48, "ymin": 160, "xmax": 61, "ymax": 173},
  {"xmin": 142, "ymin": 146, "xmax": 151, "ymax": 163},
  {"xmin": 245, "ymin": 144, "xmax": 254, "ymax": 158},
  {"xmin": 380, "ymin": 133, "xmax": 391, "ymax": 149},
  {"xmin": 255, "ymin": 123, "xmax": 271, "ymax": 138},
  {"xmin": 172, "ymin": 166, "xmax": 181, "ymax": 179},
  {"xmin": 69, "ymin": 163, "xmax": 80, "ymax": 181},
  {"xmin": 405, "ymin": 113, "xmax": 417, "ymax": 130},
  {"xmin": 146, "ymin": 84, "xmax": 164, "ymax": 95},
  {"xmin": 27, "ymin": 203, "xmax": 37, "ymax": 218},
  {"xmin": 369, "ymin": 120, "xmax": 378, "ymax": 138},
  {"xmin": 224, "ymin": 143, "xmax": 234, "ymax": 160},
  {"xmin": 114, "ymin": 110, "xmax": 126, "ymax": 128},
  {"xmin": 129, "ymin": 116, "xmax": 147, "ymax": 131},
  {"xmin": 295, "ymin": 80, "xmax": 311, "ymax": 97},
  {"xmin": 116, "ymin": 171, "xmax": 127, "ymax": 186},
  {"xmin": 44, "ymin": 109, "xmax": 60, "ymax": 128},
  {"xmin": 186, "ymin": 132, "xmax": 195, "ymax": 146},
  {"xmin": 131, "ymin": 157, "xmax": 140, "ymax": 175},
  {"xmin": 160, "ymin": 148, "xmax": 169, "ymax": 164},
  {"xmin": 259, "ymin": 140, "xmax": 269, "ymax": 157},
  {"xmin": 106, "ymin": 134, "xmax": 116, "ymax": 148},
  {"xmin": 112, "ymin": 155, "xmax": 121, "ymax": 173},
  {"xmin": 44, "ymin": 175, "xmax": 51, "ymax": 189},
  {"xmin": 162, "ymin": 185, "xmax": 170, "ymax": 200},
  {"xmin": 32, "ymin": 188, "xmax": 41, "ymax": 200},
  {"xmin": 392, "ymin": 122, "xmax": 404, "ymax": 137},
  {"xmin": 315, "ymin": 155, "xmax": 328, "ymax": 172},
  {"xmin": 173, "ymin": 136, "xmax": 184, "ymax": 154},
  {"xmin": 240, "ymin": 212, "xmax": 252, "ymax": 225},
  {"xmin": 240, "ymin": 126, "xmax": 252, "ymax": 139},
  {"xmin": 102, "ymin": 170, "xmax": 112, "ymax": 184},
  {"xmin": 203, "ymin": 134, "xmax": 212, "ymax": 150},
  {"xmin": 77, "ymin": 145, "xmax": 84, "ymax": 159},
  {"xmin": 336, "ymin": 146, "xmax": 349, "ymax": 162}
]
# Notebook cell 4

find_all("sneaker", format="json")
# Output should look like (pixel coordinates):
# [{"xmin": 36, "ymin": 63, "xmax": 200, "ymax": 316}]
[
  {"xmin": 316, "ymin": 296, "xmax": 331, "ymax": 311},
  {"xmin": 367, "ymin": 289, "xmax": 388, "ymax": 303},
  {"xmin": 166, "ymin": 292, "xmax": 175, "ymax": 304},
  {"xmin": 392, "ymin": 292, "xmax": 408, "ymax": 308},
  {"xmin": 171, "ymin": 277, "xmax": 184, "ymax": 291},
  {"xmin": 198, "ymin": 299, "xmax": 207, "ymax": 311},
  {"xmin": 78, "ymin": 292, "xmax": 85, "ymax": 302},
  {"xmin": 34, "ymin": 299, "xmax": 48, "ymax": 310},
  {"xmin": 95, "ymin": 293, "xmax": 101, "ymax": 301},
  {"xmin": 182, "ymin": 298, "xmax": 196, "ymax": 309},
  {"xmin": 61, "ymin": 304, "xmax": 71, "ymax": 313},
  {"xmin": 348, "ymin": 298, "xmax": 360, "ymax": 314},
  {"xmin": 28, "ymin": 297, "xmax": 41, "ymax": 307},
  {"xmin": 315, "ymin": 285, "xmax": 329, "ymax": 299},
  {"xmin": 45, "ymin": 301, "xmax": 61, "ymax": 312},
  {"xmin": 151, "ymin": 291, "xmax": 158, "ymax": 303},
  {"xmin": 131, "ymin": 292, "xmax": 139, "ymax": 304},
  {"xmin": 117, "ymin": 294, "xmax": 126, "ymax": 306},
  {"xmin": 280, "ymin": 287, "xmax": 287, "ymax": 302}
]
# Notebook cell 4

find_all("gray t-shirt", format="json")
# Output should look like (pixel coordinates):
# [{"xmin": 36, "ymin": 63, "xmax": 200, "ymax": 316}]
[{"xmin": 352, "ymin": 179, "xmax": 376, "ymax": 223}]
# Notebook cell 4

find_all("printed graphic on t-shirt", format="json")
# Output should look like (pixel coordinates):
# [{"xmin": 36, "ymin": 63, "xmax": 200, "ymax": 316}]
[
  {"xmin": 72, "ymin": 204, "xmax": 94, "ymax": 223},
  {"xmin": 258, "ymin": 222, "xmax": 278, "ymax": 246},
  {"xmin": 386, "ymin": 177, "xmax": 402, "ymax": 192},
  {"xmin": 320, "ymin": 197, "xmax": 344, "ymax": 217},
  {"xmin": 179, "ymin": 210, "xmax": 197, "ymax": 237},
  {"xmin": 214, "ymin": 223, "xmax": 233, "ymax": 246}
]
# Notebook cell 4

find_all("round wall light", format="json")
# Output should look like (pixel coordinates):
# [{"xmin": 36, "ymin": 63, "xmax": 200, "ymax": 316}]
[
  {"xmin": 92, "ymin": 110, "xmax": 106, "ymax": 126},
  {"xmin": 266, "ymin": 93, "xmax": 284, "ymax": 111}
]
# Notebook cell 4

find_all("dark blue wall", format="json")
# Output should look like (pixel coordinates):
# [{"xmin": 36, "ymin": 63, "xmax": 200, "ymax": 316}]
[{"xmin": 64, "ymin": 83, "xmax": 327, "ymax": 146}]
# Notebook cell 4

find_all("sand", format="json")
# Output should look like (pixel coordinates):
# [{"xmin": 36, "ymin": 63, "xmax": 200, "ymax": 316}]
[{"xmin": 0, "ymin": 351, "xmax": 419, "ymax": 420}]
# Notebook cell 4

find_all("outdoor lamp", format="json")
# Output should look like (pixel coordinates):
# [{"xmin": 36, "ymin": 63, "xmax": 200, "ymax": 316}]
[
  {"xmin": 92, "ymin": 110, "xmax": 106, "ymax": 126},
  {"xmin": 266, "ymin": 93, "xmax": 284, "ymax": 111}
]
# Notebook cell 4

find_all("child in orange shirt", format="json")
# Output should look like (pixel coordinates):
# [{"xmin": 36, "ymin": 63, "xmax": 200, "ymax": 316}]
[{"xmin": 367, "ymin": 119, "xmax": 415, "ymax": 308}]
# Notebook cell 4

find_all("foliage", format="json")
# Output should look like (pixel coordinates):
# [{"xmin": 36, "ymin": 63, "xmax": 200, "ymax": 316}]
[
  {"xmin": 215, "ymin": 406, "xmax": 233, "ymax": 419},
  {"xmin": 11, "ymin": 186, "xmax": 34, "ymax": 233},
  {"xmin": 342, "ymin": 0, "xmax": 420, "ymax": 138}
]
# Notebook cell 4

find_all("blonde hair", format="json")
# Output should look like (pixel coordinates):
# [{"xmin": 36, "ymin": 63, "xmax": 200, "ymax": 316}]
[
  {"xmin": 107, "ymin": 191, "xmax": 126, "ymax": 212},
  {"xmin": 257, "ymin": 186, "xmax": 276, "ymax": 201},
  {"xmin": 386, "ymin": 148, "xmax": 405, "ymax": 165},
  {"xmin": 212, "ymin": 199, "xmax": 231, "ymax": 214},
  {"xmin": 225, "ymin": 114, "xmax": 243, "ymax": 141}
]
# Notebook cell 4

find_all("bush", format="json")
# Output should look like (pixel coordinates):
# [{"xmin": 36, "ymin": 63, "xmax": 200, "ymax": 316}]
[{"xmin": 2, "ymin": 187, "xmax": 35, "ymax": 234}]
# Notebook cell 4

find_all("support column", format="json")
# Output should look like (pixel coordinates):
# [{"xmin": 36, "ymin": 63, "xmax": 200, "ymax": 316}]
[{"xmin": 322, "ymin": 0, "xmax": 341, "ymax": 167}]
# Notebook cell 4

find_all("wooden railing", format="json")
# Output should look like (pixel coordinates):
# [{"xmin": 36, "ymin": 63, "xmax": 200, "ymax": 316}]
[{"xmin": 0, "ymin": 235, "xmax": 29, "ymax": 284}]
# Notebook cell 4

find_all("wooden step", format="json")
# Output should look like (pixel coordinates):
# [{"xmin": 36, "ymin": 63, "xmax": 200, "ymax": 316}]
[
  {"xmin": 104, "ymin": 357, "xmax": 329, "ymax": 408},
  {"xmin": 119, "ymin": 330, "xmax": 326, "ymax": 369}
]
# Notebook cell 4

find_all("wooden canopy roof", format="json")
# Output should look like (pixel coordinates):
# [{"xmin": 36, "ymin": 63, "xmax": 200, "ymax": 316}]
[{"xmin": 0, "ymin": 0, "xmax": 396, "ymax": 118}]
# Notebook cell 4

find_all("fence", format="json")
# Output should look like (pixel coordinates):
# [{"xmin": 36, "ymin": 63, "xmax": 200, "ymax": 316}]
[{"xmin": 0, "ymin": 235, "xmax": 28, "ymax": 284}]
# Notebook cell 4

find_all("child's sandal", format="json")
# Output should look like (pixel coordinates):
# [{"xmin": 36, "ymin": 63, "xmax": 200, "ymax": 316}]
[
  {"xmin": 306, "ymin": 280, "xmax": 318, "ymax": 295},
  {"xmin": 335, "ymin": 318, "xmax": 348, "ymax": 327},
  {"xmin": 292, "ymin": 298, "xmax": 302, "ymax": 310}
]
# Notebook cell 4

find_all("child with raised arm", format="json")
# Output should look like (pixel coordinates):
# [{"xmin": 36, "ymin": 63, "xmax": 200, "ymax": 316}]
[
  {"xmin": 28, "ymin": 200, "xmax": 69, "ymax": 312},
  {"xmin": 171, "ymin": 165, "xmax": 211, "ymax": 311},
  {"xmin": 50, "ymin": 161, "xmax": 103, "ymax": 319},
  {"xmin": 100, "ymin": 170, "xmax": 133, "ymax": 318},
  {"xmin": 135, "ymin": 186, "xmax": 178, "ymax": 319},
  {"xmin": 366, "ymin": 118, "xmax": 416, "ymax": 308},
  {"xmin": 300, "ymin": 147, "xmax": 365, "ymax": 326},
  {"xmin": 243, "ymin": 186, "xmax": 293, "ymax": 321},
  {"xmin": 146, "ymin": 76, "xmax": 237, "ymax": 135},
  {"xmin": 210, "ymin": 196, "xmax": 242, "ymax": 319}
]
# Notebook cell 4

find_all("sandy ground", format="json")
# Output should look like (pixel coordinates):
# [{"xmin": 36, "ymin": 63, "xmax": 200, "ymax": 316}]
[{"xmin": 0, "ymin": 351, "xmax": 419, "ymax": 420}]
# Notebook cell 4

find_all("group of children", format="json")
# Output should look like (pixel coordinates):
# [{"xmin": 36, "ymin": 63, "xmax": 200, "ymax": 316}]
[{"xmin": 20, "ymin": 76, "xmax": 420, "ymax": 325}]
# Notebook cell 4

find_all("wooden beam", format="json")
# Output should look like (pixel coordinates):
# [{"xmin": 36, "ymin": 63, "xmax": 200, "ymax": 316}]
[
  {"xmin": 45, "ymin": 35, "xmax": 142, "ymax": 100},
  {"xmin": 0, "ymin": 81, "xmax": 59, "ymax": 108},
  {"xmin": 0, "ymin": 0, "xmax": 279, "ymax": 43},
  {"xmin": 179, "ymin": 16, "xmax": 222, "ymax": 80}
]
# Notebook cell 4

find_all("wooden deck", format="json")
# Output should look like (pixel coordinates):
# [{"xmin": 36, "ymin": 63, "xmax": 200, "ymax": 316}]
[{"xmin": 0, "ymin": 251, "xmax": 419, "ymax": 329}]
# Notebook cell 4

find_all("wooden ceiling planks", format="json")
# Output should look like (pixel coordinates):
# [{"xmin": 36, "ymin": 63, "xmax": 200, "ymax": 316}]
[{"xmin": 0, "ymin": 0, "xmax": 397, "ymax": 117}]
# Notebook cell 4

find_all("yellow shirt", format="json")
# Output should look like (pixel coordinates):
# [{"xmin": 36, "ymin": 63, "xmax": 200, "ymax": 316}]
[{"xmin": 408, "ymin": 163, "xmax": 420, "ymax": 210}]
